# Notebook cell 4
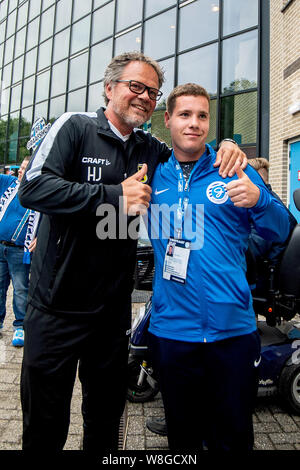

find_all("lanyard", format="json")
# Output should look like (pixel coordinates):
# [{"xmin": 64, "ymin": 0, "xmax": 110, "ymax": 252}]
[{"xmin": 172, "ymin": 153, "xmax": 190, "ymax": 239}]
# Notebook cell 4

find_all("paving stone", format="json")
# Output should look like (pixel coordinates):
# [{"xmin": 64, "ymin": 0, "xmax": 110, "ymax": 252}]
[
  {"xmin": 127, "ymin": 415, "xmax": 145, "ymax": 435},
  {"xmin": 125, "ymin": 435, "xmax": 145, "ymax": 450},
  {"xmin": 254, "ymin": 433, "xmax": 275, "ymax": 450},
  {"xmin": 274, "ymin": 413, "xmax": 299, "ymax": 432}
]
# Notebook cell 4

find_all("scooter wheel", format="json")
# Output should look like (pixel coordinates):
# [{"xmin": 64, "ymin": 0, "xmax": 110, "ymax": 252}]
[
  {"xmin": 127, "ymin": 358, "xmax": 159, "ymax": 403},
  {"xmin": 278, "ymin": 364, "xmax": 300, "ymax": 414}
]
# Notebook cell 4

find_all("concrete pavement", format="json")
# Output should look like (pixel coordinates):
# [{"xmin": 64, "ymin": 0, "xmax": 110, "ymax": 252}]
[{"xmin": 0, "ymin": 287, "xmax": 300, "ymax": 451}]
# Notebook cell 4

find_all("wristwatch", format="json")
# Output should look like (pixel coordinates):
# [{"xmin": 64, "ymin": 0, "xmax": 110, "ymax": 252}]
[{"xmin": 219, "ymin": 138, "xmax": 238, "ymax": 147}]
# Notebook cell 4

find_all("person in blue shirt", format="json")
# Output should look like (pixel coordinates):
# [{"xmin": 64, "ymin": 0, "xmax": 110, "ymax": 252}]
[
  {"xmin": 0, "ymin": 156, "xmax": 38, "ymax": 346},
  {"xmin": 146, "ymin": 83, "xmax": 292, "ymax": 451}
]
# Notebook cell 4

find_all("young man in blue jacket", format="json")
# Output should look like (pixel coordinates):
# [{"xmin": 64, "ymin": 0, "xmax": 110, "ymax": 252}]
[{"xmin": 147, "ymin": 83, "xmax": 292, "ymax": 451}]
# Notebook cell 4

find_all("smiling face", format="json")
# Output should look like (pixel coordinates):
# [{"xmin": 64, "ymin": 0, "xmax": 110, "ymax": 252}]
[
  {"xmin": 165, "ymin": 94, "xmax": 210, "ymax": 162},
  {"xmin": 104, "ymin": 61, "xmax": 159, "ymax": 135}
]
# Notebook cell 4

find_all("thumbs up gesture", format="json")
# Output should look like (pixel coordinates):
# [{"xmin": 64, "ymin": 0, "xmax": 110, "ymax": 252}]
[
  {"xmin": 121, "ymin": 164, "xmax": 152, "ymax": 215},
  {"xmin": 226, "ymin": 166, "xmax": 260, "ymax": 208}
]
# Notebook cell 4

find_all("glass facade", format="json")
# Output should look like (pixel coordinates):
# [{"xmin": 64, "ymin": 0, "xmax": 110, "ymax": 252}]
[{"xmin": 0, "ymin": 0, "xmax": 266, "ymax": 165}]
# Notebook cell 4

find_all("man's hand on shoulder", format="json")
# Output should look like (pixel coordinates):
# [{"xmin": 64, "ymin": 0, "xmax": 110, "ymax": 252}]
[
  {"xmin": 214, "ymin": 140, "xmax": 247, "ymax": 178},
  {"xmin": 226, "ymin": 166, "xmax": 260, "ymax": 208}
]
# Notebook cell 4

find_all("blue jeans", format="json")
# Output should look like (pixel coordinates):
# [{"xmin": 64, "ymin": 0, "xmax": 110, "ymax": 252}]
[{"xmin": 0, "ymin": 244, "xmax": 30, "ymax": 328}]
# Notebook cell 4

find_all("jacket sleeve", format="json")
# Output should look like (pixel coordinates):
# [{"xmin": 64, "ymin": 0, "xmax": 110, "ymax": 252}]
[
  {"xmin": 246, "ymin": 167, "xmax": 292, "ymax": 245},
  {"xmin": 18, "ymin": 113, "xmax": 122, "ymax": 215}
]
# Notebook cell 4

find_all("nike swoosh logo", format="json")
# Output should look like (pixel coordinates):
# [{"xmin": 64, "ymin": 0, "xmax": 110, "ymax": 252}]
[
  {"xmin": 254, "ymin": 356, "xmax": 261, "ymax": 367},
  {"xmin": 154, "ymin": 188, "xmax": 170, "ymax": 195}
]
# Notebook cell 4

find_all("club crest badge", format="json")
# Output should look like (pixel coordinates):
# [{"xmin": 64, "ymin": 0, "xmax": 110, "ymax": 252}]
[
  {"xmin": 138, "ymin": 163, "xmax": 148, "ymax": 183},
  {"xmin": 27, "ymin": 117, "xmax": 51, "ymax": 151},
  {"xmin": 206, "ymin": 181, "xmax": 228, "ymax": 204}
]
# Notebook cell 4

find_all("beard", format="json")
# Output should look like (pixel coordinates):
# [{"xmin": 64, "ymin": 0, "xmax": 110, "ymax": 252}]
[{"xmin": 114, "ymin": 101, "xmax": 151, "ymax": 129}]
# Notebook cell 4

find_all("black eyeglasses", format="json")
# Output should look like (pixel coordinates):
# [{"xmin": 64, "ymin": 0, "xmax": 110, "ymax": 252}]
[{"xmin": 114, "ymin": 80, "xmax": 163, "ymax": 101}]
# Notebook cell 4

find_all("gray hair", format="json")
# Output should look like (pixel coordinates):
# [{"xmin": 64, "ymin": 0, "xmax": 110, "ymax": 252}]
[{"xmin": 103, "ymin": 51, "xmax": 165, "ymax": 105}]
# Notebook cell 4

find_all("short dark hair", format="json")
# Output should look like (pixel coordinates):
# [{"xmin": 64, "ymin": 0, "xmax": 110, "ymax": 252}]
[
  {"xmin": 167, "ymin": 83, "xmax": 210, "ymax": 116},
  {"xmin": 103, "ymin": 51, "xmax": 165, "ymax": 106}
]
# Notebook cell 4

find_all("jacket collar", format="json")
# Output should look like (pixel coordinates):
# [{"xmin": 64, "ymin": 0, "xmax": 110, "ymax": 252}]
[{"xmin": 96, "ymin": 107, "xmax": 145, "ymax": 145}]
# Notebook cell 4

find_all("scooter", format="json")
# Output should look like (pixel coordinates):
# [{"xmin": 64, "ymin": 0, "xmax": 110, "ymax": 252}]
[{"xmin": 127, "ymin": 189, "xmax": 300, "ymax": 414}]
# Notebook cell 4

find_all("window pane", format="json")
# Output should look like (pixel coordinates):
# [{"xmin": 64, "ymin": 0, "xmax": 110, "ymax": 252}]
[
  {"xmin": 71, "ymin": 16, "xmax": 90, "ymax": 55},
  {"xmin": 156, "ymin": 57, "xmax": 174, "ymax": 110},
  {"xmin": 55, "ymin": 0, "xmax": 72, "ymax": 32},
  {"xmin": 6, "ymin": 10, "xmax": 17, "ymax": 37},
  {"xmin": 10, "ymin": 84, "xmax": 22, "ymax": 111},
  {"xmin": 87, "ymin": 82, "xmax": 104, "ymax": 111},
  {"xmin": 89, "ymin": 39, "xmax": 112, "ymax": 83},
  {"xmin": 42, "ymin": 0, "xmax": 56, "ymax": 11},
  {"xmin": 2, "ymin": 63, "xmax": 12, "ymax": 88},
  {"xmin": 116, "ymin": 0, "xmax": 143, "ymax": 32},
  {"xmin": 67, "ymin": 88, "xmax": 86, "ymax": 112},
  {"xmin": 53, "ymin": 28, "xmax": 70, "ymax": 63},
  {"xmin": 0, "ymin": 87, "xmax": 10, "ymax": 115},
  {"xmin": 69, "ymin": 52, "xmax": 88, "ymax": 91},
  {"xmin": 179, "ymin": 0, "xmax": 219, "ymax": 52},
  {"xmin": 220, "ymin": 91, "xmax": 257, "ymax": 144},
  {"xmin": 9, "ymin": 0, "xmax": 17, "ymax": 13},
  {"xmin": 39, "ymin": 6, "xmax": 55, "ymax": 43},
  {"xmin": 20, "ymin": 106, "xmax": 33, "ymax": 137},
  {"xmin": 150, "ymin": 110, "xmax": 171, "ymax": 147},
  {"xmin": 8, "ymin": 111, "xmax": 19, "ymax": 140},
  {"xmin": 144, "ymin": 9, "xmax": 176, "ymax": 60},
  {"xmin": 24, "ymin": 47, "xmax": 37, "ymax": 77},
  {"xmin": 177, "ymin": 43, "xmax": 218, "ymax": 96},
  {"xmin": 0, "ymin": 1, "xmax": 8, "ymax": 21},
  {"xmin": 207, "ymin": 98, "xmax": 216, "ymax": 146},
  {"xmin": 145, "ymin": 0, "xmax": 175, "ymax": 18},
  {"xmin": 34, "ymin": 100, "xmax": 48, "ymax": 121},
  {"xmin": 17, "ymin": 1, "xmax": 28, "ymax": 30},
  {"xmin": 35, "ymin": 69, "xmax": 50, "ymax": 102},
  {"xmin": 91, "ymin": 4, "xmax": 114, "ymax": 45},
  {"xmin": 0, "ymin": 116, "xmax": 8, "ymax": 142},
  {"xmin": 29, "ymin": 0, "xmax": 41, "ymax": 21},
  {"xmin": 22, "ymin": 75, "xmax": 35, "ymax": 108},
  {"xmin": 0, "ymin": 20, "xmax": 6, "ymax": 43},
  {"xmin": 38, "ymin": 38, "xmax": 52, "ymax": 71},
  {"xmin": 8, "ymin": 138, "xmax": 18, "ymax": 162},
  {"xmin": 49, "ymin": 95, "xmax": 65, "ymax": 121},
  {"xmin": 12, "ymin": 55, "xmax": 24, "ymax": 84},
  {"xmin": 94, "ymin": 0, "xmax": 112, "ymax": 7},
  {"xmin": 222, "ymin": 30, "xmax": 257, "ymax": 93},
  {"xmin": 4, "ymin": 35, "xmax": 14, "ymax": 64},
  {"xmin": 26, "ymin": 17, "xmax": 40, "ymax": 50},
  {"xmin": 73, "ymin": 0, "xmax": 92, "ymax": 22},
  {"xmin": 51, "ymin": 60, "xmax": 68, "ymax": 96},
  {"xmin": 18, "ymin": 137, "xmax": 31, "ymax": 161},
  {"xmin": 114, "ymin": 27, "xmax": 141, "ymax": 56},
  {"xmin": 223, "ymin": 0, "xmax": 258, "ymax": 36},
  {"xmin": 14, "ymin": 26, "xmax": 26, "ymax": 58}
]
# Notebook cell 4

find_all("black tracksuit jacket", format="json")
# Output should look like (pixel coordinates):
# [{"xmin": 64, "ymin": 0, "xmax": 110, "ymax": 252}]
[{"xmin": 19, "ymin": 108, "xmax": 171, "ymax": 322}]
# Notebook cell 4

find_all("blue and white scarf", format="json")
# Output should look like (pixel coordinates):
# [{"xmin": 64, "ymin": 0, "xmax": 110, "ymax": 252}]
[{"xmin": 0, "ymin": 180, "xmax": 39, "ymax": 264}]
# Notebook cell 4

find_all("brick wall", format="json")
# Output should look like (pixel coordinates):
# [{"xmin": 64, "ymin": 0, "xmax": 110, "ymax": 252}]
[{"xmin": 269, "ymin": 0, "xmax": 300, "ymax": 204}]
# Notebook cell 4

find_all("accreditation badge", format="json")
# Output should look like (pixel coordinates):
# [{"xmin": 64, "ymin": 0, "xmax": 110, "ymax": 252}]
[
  {"xmin": 163, "ymin": 238, "xmax": 191, "ymax": 284},
  {"xmin": 137, "ymin": 163, "xmax": 148, "ymax": 183}
]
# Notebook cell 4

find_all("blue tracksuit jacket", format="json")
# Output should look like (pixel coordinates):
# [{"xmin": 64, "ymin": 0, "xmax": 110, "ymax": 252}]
[{"xmin": 147, "ymin": 145, "xmax": 291, "ymax": 343}]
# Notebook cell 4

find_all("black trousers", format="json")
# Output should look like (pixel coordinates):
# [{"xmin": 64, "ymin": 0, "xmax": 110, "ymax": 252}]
[
  {"xmin": 21, "ymin": 304, "xmax": 130, "ymax": 452},
  {"xmin": 149, "ymin": 330, "xmax": 261, "ymax": 451}
]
